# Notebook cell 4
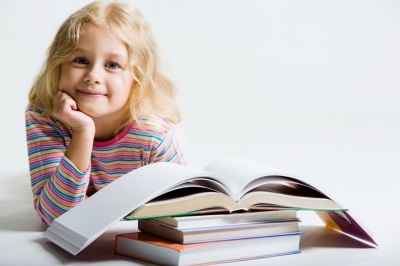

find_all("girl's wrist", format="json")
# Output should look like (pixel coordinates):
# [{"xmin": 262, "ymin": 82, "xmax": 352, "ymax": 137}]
[{"xmin": 72, "ymin": 123, "xmax": 96, "ymax": 139}]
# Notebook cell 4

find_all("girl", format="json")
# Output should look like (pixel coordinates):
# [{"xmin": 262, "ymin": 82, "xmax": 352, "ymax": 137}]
[{"xmin": 26, "ymin": 1, "xmax": 186, "ymax": 226}]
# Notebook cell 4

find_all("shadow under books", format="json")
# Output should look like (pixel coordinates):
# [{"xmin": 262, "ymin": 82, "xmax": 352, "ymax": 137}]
[
  {"xmin": 34, "ymin": 226, "xmax": 150, "ymax": 265},
  {"xmin": 35, "ymin": 224, "xmax": 374, "ymax": 265}
]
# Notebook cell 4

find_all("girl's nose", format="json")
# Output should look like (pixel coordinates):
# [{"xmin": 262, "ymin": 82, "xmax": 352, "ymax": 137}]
[{"xmin": 84, "ymin": 65, "xmax": 103, "ymax": 85}]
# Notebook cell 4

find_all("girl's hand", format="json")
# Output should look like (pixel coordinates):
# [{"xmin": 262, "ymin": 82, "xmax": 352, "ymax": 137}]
[
  {"xmin": 52, "ymin": 91, "xmax": 95, "ymax": 172},
  {"xmin": 52, "ymin": 91, "xmax": 95, "ymax": 134}
]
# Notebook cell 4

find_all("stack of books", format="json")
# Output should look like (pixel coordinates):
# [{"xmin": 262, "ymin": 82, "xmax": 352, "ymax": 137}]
[
  {"xmin": 43, "ymin": 158, "xmax": 376, "ymax": 257},
  {"xmin": 114, "ymin": 210, "xmax": 303, "ymax": 265}
]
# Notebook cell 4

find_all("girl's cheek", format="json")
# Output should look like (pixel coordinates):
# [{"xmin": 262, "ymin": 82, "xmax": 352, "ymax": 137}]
[
  {"xmin": 58, "ymin": 75, "xmax": 68, "ymax": 91},
  {"xmin": 59, "ymin": 67, "xmax": 78, "ymax": 91}
]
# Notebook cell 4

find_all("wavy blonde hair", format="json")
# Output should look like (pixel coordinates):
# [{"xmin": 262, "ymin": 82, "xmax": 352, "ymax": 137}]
[{"xmin": 29, "ymin": 0, "xmax": 180, "ymax": 127}]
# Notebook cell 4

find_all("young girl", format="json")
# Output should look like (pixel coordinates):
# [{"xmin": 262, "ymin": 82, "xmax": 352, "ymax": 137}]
[{"xmin": 26, "ymin": 1, "xmax": 186, "ymax": 226}]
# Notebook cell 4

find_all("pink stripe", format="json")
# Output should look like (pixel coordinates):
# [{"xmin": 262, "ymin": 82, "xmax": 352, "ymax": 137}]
[{"xmin": 93, "ymin": 122, "xmax": 134, "ymax": 148}]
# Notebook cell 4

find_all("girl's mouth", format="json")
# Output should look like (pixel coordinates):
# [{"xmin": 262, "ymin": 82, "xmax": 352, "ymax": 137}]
[{"xmin": 77, "ymin": 89, "xmax": 108, "ymax": 97}]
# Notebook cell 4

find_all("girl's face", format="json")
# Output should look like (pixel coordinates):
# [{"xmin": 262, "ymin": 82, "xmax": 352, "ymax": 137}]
[{"xmin": 59, "ymin": 23, "xmax": 133, "ymax": 122}]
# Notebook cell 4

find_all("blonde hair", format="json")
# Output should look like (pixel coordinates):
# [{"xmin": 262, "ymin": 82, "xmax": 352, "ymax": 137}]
[{"xmin": 29, "ymin": 0, "xmax": 180, "ymax": 127}]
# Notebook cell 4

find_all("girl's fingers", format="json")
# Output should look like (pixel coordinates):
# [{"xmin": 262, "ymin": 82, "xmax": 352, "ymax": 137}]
[
  {"xmin": 54, "ymin": 92, "xmax": 77, "ymax": 113},
  {"xmin": 52, "ymin": 91, "xmax": 94, "ymax": 130},
  {"xmin": 62, "ymin": 97, "xmax": 77, "ymax": 112}
]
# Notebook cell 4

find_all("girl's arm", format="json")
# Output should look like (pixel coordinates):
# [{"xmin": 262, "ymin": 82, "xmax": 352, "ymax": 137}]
[
  {"xmin": 26, "ymin": 109, "xmax": 90, "ymax": 225},
  {"xmin": 26, "ymin": 92, "xmax": 95, "ymax": 226}
]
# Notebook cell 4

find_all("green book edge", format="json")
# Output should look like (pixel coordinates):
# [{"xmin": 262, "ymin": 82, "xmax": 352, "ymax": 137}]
[{"xmin": 123, "ymin": 207, "xmax": 349, "ymax": 221}]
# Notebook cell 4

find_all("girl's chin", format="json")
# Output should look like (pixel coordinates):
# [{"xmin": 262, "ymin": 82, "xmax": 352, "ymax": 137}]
[
  {"xmin": 76, "ymin": 106, "xmax": 100, "ymax": 118},
  {"xmin": 77, "ymin": 105, "xmax": 126, "ymax": 120}
]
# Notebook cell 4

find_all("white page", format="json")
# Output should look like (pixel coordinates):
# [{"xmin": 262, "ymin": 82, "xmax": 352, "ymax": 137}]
[
  {"xmin": 46, "ymin": 162, "xmax": 224, "ymax": 251},
  {"xmin": 203, "ymin": 157, "xmax": 294, "ymax": 199}
]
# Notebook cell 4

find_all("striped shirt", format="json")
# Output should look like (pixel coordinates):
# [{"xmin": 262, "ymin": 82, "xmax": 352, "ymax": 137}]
[{"xmin": 25, "ymin": 106, "xmax": 186, "ymax": 226}]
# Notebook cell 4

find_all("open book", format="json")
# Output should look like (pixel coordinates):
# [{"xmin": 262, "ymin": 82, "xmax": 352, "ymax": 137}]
[
  {"xmin": 43, "ymin": 157, "xmax": 377, "ymax": 255},
  {"xmin": 124, "ymin": 159, "xmax": 343, "ymax": 220}
]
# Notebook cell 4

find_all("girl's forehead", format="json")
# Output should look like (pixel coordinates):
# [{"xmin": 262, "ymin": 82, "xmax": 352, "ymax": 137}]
[{"xmin": 77, "ymin": 24, "xmax": 128, "ymax": 51}]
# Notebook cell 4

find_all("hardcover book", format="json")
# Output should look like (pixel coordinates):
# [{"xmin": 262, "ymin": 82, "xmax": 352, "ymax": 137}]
[
  {"xmin": 138, "ymin": 219, "xmax": 300, "ymax": 244},
  {"xmin": 114, "ymin": 231, "xmax": 303, "ymax": 265}
]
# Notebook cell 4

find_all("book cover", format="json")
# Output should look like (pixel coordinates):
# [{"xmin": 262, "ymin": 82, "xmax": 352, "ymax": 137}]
[
  {"xmin": 145, "ymin": 210, "xmax": 298, "ymax": 229},
  {"xmin": 115, "ymin": 231, "xmax": 302, "ymax": 265},
  {"xmin": 138, "ymin": 219, "xmax": 300, "ymax": 244}
]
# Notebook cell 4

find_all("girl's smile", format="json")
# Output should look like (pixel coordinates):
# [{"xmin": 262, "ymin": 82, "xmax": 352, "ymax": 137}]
[{"xmin": 76, "ymin": 89, "xmax": 109, "ymax": 97}]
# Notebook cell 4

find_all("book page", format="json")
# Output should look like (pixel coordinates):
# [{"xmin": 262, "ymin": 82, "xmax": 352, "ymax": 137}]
[
  {"xmin": 204, "ymin": 158, "xmax": 336, "ymax": 202},
  {"xmin": 50, "ymin": 162, "xmax": 228, "ymax": 246},
  {"xmin": 204, "ymin": 157, "xmax": 298, "ymax": 199}
]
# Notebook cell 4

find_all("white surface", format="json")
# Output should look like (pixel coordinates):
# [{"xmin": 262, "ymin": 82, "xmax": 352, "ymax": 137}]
[{"xmin": 1, "ymin": 0, "xmax": 400, "ymax": 265}]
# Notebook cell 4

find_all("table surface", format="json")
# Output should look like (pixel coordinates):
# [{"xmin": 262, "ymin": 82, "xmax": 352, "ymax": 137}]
[
  {"xmin": 1, "ymin": 200, "xmax": 399, "ymax": 266},
  {"xmin": 1, "ymin": 159, "xmax": 399, "ymax": 266}
]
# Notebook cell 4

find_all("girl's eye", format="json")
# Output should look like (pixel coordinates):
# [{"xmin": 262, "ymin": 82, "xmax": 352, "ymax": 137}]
[
  {"xmin": 73, "ymin": 57, "xmax": 89, "ymax": 65},
  {"xmin": 105, "ymin": 61, "xmax": 120, "ymax": 69}
]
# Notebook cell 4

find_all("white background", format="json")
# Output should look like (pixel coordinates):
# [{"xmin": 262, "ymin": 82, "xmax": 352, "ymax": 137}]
[{"xmin": 1, "ymin": 0, "xmax": 400, "ymax": 265}]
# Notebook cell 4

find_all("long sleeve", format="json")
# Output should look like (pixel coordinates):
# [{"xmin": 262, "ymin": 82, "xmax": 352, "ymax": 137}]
[
  {"xmin": 26, "ymin": 108, "xmax": 90, "ymax": 226},
  {"xmin": 149, "ymin": 124, "xmax": 186, "ymax": 165},
  {"xmin": 26, "ymin": 107, "xmax": 186, "ymax": 226}
]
